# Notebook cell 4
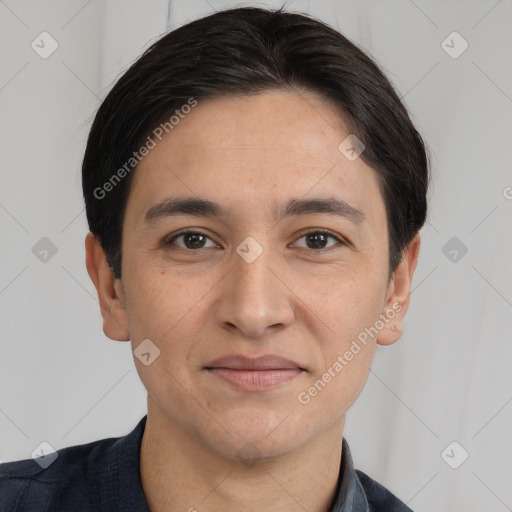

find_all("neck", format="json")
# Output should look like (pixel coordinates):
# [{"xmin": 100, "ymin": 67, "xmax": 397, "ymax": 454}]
[{"xmin": 140, "ymin": 398, "xmax": 344, "ymax": 512}]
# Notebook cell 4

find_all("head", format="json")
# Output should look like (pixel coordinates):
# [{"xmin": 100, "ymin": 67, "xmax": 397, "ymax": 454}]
[{"xmin": 84, "ymin": 7, "xmax": 428, "ymax": 461}]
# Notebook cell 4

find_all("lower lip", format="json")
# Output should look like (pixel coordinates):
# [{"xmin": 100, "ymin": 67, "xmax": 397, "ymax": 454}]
[{"xmin": 207, "ymin": 368, "xmax": 303, "ymax": 391}]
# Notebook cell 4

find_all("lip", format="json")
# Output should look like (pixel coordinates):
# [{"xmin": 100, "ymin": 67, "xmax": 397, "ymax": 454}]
[
  {"xmin": 204, "ymin": 355, "xmax": 306, "ymax": 391},
  {"xmin": 205, "ymin": 354, "xmax": 305, "ymax": 371}
]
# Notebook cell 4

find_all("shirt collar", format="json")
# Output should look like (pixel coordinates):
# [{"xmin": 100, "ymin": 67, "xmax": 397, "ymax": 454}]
[
  {"xmin": 329, "ymin": 438, "xmax": 371, "ymax": 511},
  {"xmin": 98, "ymin": 415, "xmax": 150, "ymax": 511}
]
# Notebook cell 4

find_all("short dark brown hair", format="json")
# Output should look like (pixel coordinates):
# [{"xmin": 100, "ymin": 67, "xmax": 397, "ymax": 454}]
[{"xmin": 82, "ymin": 6, "xmax": 429, "ymax": 279}]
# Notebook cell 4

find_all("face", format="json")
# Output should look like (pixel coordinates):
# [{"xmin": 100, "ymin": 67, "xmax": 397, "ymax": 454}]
[{"xmin": 87, "ymin": 90, "xmax": 418, "ymax": 462}]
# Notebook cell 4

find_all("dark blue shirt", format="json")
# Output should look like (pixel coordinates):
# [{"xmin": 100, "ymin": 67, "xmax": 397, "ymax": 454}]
[{"xmin": 0, "ymin": 416, "xmax": 412, "ymax": 511}]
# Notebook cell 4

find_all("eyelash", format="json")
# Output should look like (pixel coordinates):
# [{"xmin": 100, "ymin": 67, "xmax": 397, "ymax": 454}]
[{"xmin": 164, "ymin": 229, "xmax": 346, "ymax": 253}]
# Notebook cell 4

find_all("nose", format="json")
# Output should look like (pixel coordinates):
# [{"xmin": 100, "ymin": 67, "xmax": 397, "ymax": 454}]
[{"xmin": 215, "ymin": 245, "xmax": 295, "ymax": 339}]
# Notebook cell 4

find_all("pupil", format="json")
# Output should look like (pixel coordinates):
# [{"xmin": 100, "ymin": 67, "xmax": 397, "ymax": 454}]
[
  {"xmin": 307, "ymin": 233, "xmax": 327, "ymax": 249},
  {"xmin": 185, "ymin": 233, "xmax": 205, "ymax": 248}
]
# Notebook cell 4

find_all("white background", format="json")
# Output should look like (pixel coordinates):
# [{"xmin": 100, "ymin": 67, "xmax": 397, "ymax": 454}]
[{"xmin": 1, "ymin": 1, "xmax": 511, "ymax": 511}]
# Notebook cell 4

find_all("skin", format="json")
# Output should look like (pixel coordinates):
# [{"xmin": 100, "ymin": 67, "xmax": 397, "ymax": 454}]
[{"xmin": 86, "ymin": 89, "xmax": 420, "ymax": 512}]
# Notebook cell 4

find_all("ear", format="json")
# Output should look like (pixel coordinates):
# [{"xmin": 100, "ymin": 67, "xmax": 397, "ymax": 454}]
[
  {"xmin": 85, "ymin": 232, "xmax": 130, "ymax": 342},
  {"xmin": 377, "ymin": 233, "xmax": 421, "ymax": 346}
]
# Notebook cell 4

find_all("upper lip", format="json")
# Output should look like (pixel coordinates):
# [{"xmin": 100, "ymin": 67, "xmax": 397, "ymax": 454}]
[{"xmin": 204, "ymin": 354, "xmax": 305, "ymax": 371}]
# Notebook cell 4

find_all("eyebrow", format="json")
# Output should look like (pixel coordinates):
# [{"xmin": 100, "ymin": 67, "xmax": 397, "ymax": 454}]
[{"xmin": 144, "ymin": 196, "xmax": 366, "ymax": 225}]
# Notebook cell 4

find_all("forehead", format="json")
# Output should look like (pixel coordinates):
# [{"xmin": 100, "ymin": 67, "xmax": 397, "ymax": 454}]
[
  {"xmin": 126, "ymin": 90, "xmax": 385, "ymax": 226},
  {"xmin": 162, "ymin": 90, "xmax": 352, "ymax": 162}
]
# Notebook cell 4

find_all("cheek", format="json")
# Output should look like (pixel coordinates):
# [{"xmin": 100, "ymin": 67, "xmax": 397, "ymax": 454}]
[
  {"xmin": 290, "ymin": 262, "xmax": 386, "ymax": 406},
  {"xmin": 123, "ymin": 260, "xmax": 228, "ymax": 365},
  {"xmin": 124, "ymin": 269, "xmax": 212, "ymax": 400},
  {"xmin": 293, "ymin": 280, "xmax": 382, "ymax": 417},
  {"xmin": 292, "ymin": 258, "xmax": 387, "ymax": 338},
  {"xmin": 319, "ymin": 297, "xmax": 381, "ymax": 385},
  {"xmin": 123, "ymin": 264, "xmax": 210, "ymax": 339}
]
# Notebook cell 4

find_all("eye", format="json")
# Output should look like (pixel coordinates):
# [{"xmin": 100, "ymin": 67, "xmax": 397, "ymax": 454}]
[
  {"xmin": 165, "ymin": 230, "xmax": 218, "ymax": 250},
  {"xmin": 164, "ymin": 229, "xmax": 346, "ymax": 252},
  {"xmin": 292, "ymin": 230, "xmax": 345, "ymax": 251}
]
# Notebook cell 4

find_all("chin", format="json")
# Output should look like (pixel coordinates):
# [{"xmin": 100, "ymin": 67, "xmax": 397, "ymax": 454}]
[{"xmin": 199, "ymin": 409, "xmax": 316, "ymax": 463}]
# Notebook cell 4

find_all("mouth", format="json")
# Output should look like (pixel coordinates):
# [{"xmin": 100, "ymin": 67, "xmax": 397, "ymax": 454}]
[{"xmin": 204, "ymin": 354, "xmax": 306, "ymax": 391}]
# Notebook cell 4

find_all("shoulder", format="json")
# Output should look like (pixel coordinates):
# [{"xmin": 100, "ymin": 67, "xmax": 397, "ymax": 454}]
[
  {"xmin": 0, "ymin": 435, "xmax": 118, "ymax": 512},
  {"xmin": 356, "ymin": 469, "xmax": 413, "ymax": 512},
  {"xmin": 0, "ymin": 417, "xmax": 147, "ymax": 512}
]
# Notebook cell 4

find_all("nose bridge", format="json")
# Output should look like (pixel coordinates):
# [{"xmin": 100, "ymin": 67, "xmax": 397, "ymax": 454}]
[{"xmin": 217, "ymin": 238, "xmax": 294, "ymax": 337}]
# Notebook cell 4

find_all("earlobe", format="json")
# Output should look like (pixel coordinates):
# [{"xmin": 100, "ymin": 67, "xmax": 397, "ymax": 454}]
[
  {"xmin": 85, "ymin": 232, "xmax": 130, "ymax": 342},
  {"xmin": 377, "ymin": 233, "xmax": 421, "ymax": 346}
]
